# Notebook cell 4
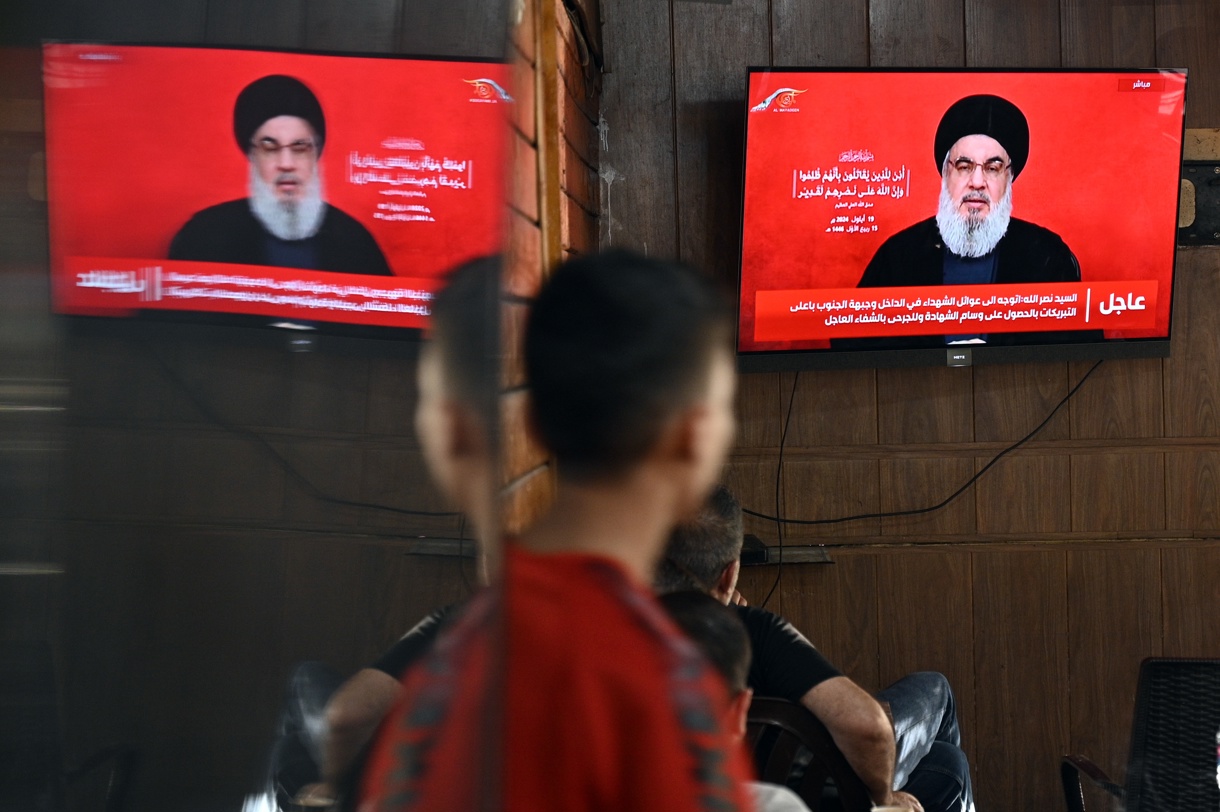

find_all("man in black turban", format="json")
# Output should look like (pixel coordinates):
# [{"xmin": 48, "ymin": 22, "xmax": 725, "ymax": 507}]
[
  {"xmin": 169, "ymin": 75, "xmax": 392, "ymax": 276},
  {"xmin": 848, "ymin": 93, "xmax": 1089, "ymax": 347}
]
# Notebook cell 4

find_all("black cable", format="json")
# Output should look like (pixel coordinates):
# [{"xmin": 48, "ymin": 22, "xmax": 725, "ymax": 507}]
[
  {"xmin": 760, "ymin": 371, "xmax": 800, "ymax": 611},
  {"xmin": 745, "ymin": 359, "xmax": 1104, "ymax": 528},
  {"xmin": 143, "ymin": 341, "xmax": 462, "ymax": 520}
]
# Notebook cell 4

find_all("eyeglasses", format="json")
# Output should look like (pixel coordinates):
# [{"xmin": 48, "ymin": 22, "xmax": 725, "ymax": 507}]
[
  {"xmin": 251, "ymin": 138, "xmax": 317, "ymax": 158},
  {"xmin": 949, "ymin": 157, "xmax": 1009, "ymax": 179}
]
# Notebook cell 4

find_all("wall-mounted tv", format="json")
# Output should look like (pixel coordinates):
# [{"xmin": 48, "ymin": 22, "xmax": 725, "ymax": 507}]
[
  {"xmin": 738, "ymin": 69, "xmax": 1187, "ymax": 369},
  {"xmin": 43, "ymin": 43, "xmax": 511, "ymax": 333}
]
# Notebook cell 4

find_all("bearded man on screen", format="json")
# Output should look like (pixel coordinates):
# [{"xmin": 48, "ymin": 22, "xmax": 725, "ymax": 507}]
[
  {"xmin": 169, "ymin": 74, "xmax": 392, "ymax": 276},
  {"xmin": 851, "ymin": 93, "xmax": 1089, "ymax": 347}
]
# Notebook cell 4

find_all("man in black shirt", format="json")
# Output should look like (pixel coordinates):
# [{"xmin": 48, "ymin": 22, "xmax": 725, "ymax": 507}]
[{"xmin": 656, "ymin": 486, "xmax": 974, "ymax": 812}]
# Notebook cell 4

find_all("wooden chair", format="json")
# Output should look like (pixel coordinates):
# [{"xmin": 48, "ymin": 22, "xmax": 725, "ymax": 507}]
[
  {"xmin": 1061, "ymin": 657, "xmax": 1220, "ymax": 812},
  {"xmin": 746, "ymin": 696, "xmax": 873, "ymax": 812}
]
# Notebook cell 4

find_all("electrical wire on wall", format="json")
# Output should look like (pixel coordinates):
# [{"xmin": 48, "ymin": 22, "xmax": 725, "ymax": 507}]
[{"xmin": 754, "ymin": 359, "xmax": 1104, "ymax": 611}]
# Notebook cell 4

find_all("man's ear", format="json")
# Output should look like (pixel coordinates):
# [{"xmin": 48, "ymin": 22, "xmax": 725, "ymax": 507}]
[
  {"xmin": 728, "ymin": 687, "xmax": 753, "ymax": 740},
  {"xmin": 714, "ymin": 559, "xmax": 740, "ymax": 602}
]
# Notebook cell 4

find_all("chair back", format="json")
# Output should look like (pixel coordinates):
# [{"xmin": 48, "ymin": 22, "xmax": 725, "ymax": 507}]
[
  {"xmin": 745, "ymin": 696, "xmax": 873, "ymax": 812},
  {"xmin": 1125, "ymin": 657, "xmax": 1220, "ymax": 812}
]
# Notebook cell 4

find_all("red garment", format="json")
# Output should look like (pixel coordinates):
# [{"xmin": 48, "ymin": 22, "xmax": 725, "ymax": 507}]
[{"xmin": 358, "ymin": 543, "xmax": 755, "ymax": 812}]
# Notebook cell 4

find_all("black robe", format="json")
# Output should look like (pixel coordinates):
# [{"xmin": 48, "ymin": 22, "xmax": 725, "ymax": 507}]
[
  {"xmin": 839, "ymin": 216, "xmax": 1099, "ymax": 348},
  {"xmin": 169, "ymin": 199, "xmax": 393, "ymax": 276}
]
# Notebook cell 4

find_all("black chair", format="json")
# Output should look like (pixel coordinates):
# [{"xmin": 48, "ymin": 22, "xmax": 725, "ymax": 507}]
[
  {"xmin": 1061, "ymin": 657, "xmax": 1220, "ymax": 812},
  {"xmin": 746, "ymin": 696, "xmax": 873, "ymax": 812}
]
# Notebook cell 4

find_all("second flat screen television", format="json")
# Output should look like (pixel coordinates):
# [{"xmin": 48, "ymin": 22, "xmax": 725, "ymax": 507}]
[{"xmin": 738, "ymin": 69, "xmax": 1188, "ymax": 369}]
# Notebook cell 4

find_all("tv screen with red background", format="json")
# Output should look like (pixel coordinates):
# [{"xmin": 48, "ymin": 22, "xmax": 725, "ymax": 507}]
[
  {"xmin": 739, "ymin": 69, "xmax": 1187, "ymax": 365},
  {"xmin": 43, "ymin": 43, "xmax": 511, "ymax": 330}
]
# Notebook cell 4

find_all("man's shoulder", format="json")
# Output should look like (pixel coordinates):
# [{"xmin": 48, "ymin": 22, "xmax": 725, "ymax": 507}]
[
  {"xmin": 1005, "ymin": 217, "xmax": 1069, "ymax": 246},
  {"xmin": 878, "ymin": 217, "xmax": 940, "ymax": 248},
  {"xmin": 181, "ymin": 198, "xmax": 253, "ymax": 226},
  {"xmin": 320, "ymin": 204, "xmax": 376, "ymax": 237}
]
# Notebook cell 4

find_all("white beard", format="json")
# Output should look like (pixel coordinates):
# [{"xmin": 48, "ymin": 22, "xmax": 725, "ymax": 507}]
[
  {"xmin": 935, "ymin": 181, "xmax": 1013, "ymax": 258},
  {"xmin": 247, "ymin": 162, "xmax": 327, "ymax": 241}
]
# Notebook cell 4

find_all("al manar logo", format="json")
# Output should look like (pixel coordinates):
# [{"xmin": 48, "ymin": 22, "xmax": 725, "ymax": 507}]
[
  {"xmin": 464, "ymin": 78, "xmax": 514, "ymax": 104},
  {"xmin": 750, "ymin": 87, "xmax": 807, "ymax": 112}
]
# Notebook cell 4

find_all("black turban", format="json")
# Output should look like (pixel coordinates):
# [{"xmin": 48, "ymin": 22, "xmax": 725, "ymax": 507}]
[
  {"xmin": 934, "ymin": 94, "xmax": 1029, "ymax": 180},
  {"xmin": 233, "ymin": 75, "xmax": 326, "ymax": 156}
]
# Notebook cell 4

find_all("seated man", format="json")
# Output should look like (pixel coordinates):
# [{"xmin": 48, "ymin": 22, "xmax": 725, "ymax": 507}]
[
  {"xmin": 660, "ymin": 589, "xmax": 813, "ymax": 812},
  {"xmin": 358, "ymin": 250, "xmax": 754, "ymax": 811},
  {"xmin": 656, "ymin": 486, "xmax": 975, "ymax": 812}
]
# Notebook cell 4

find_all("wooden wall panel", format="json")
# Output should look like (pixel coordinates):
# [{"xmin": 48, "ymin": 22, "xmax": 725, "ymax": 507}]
[
  {"xmin": 782, "ymin": 458, "xmax": 881, "ymax": 539},
  {"xmin": 1165, "ymin": 450, "xmax": 1220, "ymax": 530},
  {"xmin": 1070, "ymin": 452, "xmax": 1166, "ymax": 533},
  {"xmin": 972, "ymin": 550, "xmax": 1069, "ymax": 812},
  {"xmin": 722, "ymin": 456, "xmax": 782, "ymax": 544},
  {"xmin": 879, "ymin": 457, "xmax": 976, "ymax": 537},
  {"xmin": 966, "ymin": 0, "xmax": 1059, "ymax": 67},
  {"xmin": 869, "ymin": 0, "xmax": 964, "ymax": 67},
  {"xmin": 786, "ymin": 369, "xmax": 878, "ymax": 447},
  {"xmin": 1068, "ymin": 358, "xmax": 1164, "ymax": 440},
  {"xmin": 736, "ymin": 372, "xmax": 781, "ymax": 450},
  {"xmin": 1066, "ymin": 548, "xmax": 1162, "ymax": 786},
  {"xmin": 304, "ymin": 0, "xmax": 399, "ymax": 52},
  {"xmin": 597, "ymin": 0, "xmax": 676, "ymax": 255},
  {"xmin": 877, "ymin": 367, "xmax": 973, "ymax": 444},
  {"xmin": 1164, "ymin": 248, "xmax": 1220, "ymax": 437},
  {"xmin": 771, "ymin": 0, "xmax": 868, "ymax": 66},
  {"xmin": 973, "ymin": 362, "xmax": 1071, "ymax": 443},
  {"xmin": 396, "ymin": 4, "xmax": 508, "ymax": 58},
  {"xmin": 1156, "ymin": 0, "xmax": 1220, "ymax": 128},
  {"xmin": 205, "ymin": 0, "xmax": 304, "ymax": 47},
  {"xmin": 974, "ymin": 453, "xmax": 1072, "ymax": 535},
  {"xmin": 672, "ymin": 0, "xmax": 769, "ymax": 282},
  {"xmin": 1162, "ymin": 546, "xmax": 1220, "ymax": 656},
  {"xmin": 1060, "ymin": 0, "xmax": 1155, "ymax": 67}
]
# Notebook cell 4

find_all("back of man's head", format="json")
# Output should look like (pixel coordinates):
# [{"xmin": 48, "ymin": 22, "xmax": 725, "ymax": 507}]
[
  {"xmin": 659, "ymin": 590, "xmax": 750, "ymax": 694},
  {"xmin": 524, "ymin": 249, "xmax": 733, "ymax": 482},
  {"xmin": 427, "ymin": 255, "xmax": 500, "ymax": 424},
  {"xmin": 655, "ymin": 485, "xmax": 744, "ymax": 593}
]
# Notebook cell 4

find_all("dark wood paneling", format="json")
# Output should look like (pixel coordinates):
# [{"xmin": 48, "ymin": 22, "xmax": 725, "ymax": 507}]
[
  {"xmin": 1061, "ymin": 0, "xmax": 1155, "ymax": 67},
  {"xmin": 511, "ymin": 42, "xmax": 537, "ymax": 143},
  {"xmin": 723, "ymin": 457, "xmax": 782, "ymax": 545},
  {"xmin": 1070, "ymin": 451, "xmax": 1165, "ymax": 532},
  {"xmin": 879, "ymin": 457, "xmax": 976, "ymax": 537},
  {"xmin": 512, "ymin": 127, "xmax": 540, "ymax": 222},
  {"xmin": 877, "ymin": 367, "xmax": 973, "ymax": 445},
  {"xmin": 736, "ymin": 372, "xmax": 781, "ymax": 451},
  {"xmin": 1165, "ymin": 450, "xmax": 1220, "ymax": 530},
  {"xmin": 596, "ymin": 0, "xmax": 676, "ymax": 255},
  {"xmin": 503, "ymin": 462, "xmax": 554, "ymax": 535},
  {"xmin": 396, "ymin": 3, "xmax": 508, "ymax": 59},
  {"xmin": 975, "ymin": 452, "xmax": 1072, "ymax": 534},
  {"xmin": 781, "ymin": 458, "xmax": 881, "ymax": 539},
  {"xmin": 166, "ymin": 433, "xmax": 288, "ymax": 521},
  {"xmin": 168, "ymin": 340, "xmax": 294, "ymax": 430},
  {"xmin": 288, "ymin": 352, "xmax": 370, "ymax": 433},
  {"xmin": 365, "ymin": 355, "xmax": 420, "ymax": 437},
  {"xmin": 771, "ymin": 0, "xmax": 867, "ymax": 66},
  {"xmin": 869, "ymin": 0, "xmax": 964, "ymax": 67},
  {"xmin": 776, "ymin": 553, "xmax": 880, "ymax": 690},
  {"xmin": 1164, "ymin": 249, "xmax": 1220, "ymax": 438},
  {"xmin": 560, "ymin": 189, "xmax": 597, "ymax": 253},
  {"xmin": 1069, "ymin": 358, "xmax": 1164, "ymax": 440},
  {"xmin": 506, "ymin": 209, "xmax": 543, "ymax": 298},
  {"xmin": 205, "ymin": 0, "xmax": 304, "ymax": 48},
  {"xmin": 972, "ymin": 550, "xmax": 1069, "ymax": 812},
  {"xmin": 973, "ymin": 362, "xmax": 1071, "ymax": 443},
  {"xmin": 501, "ymin": 388, "xmax": 548, "ymax": 484},
  {"xmin": 1156, "ymin": 0, "xmax": 1220, "ymax": 128},
  {"xmin": 304, "ymin": 0, "xmax": 399, "ymax": 52},
  {"xmin": 1163, "ymin": 546, "xmax": 1220, "ymax": 655},
  {"xmin": 672, "ymin": 0, "xmax": 769, "ymax": 283},
  {"xmin": 359, "ymin": 445, "xmax": 455, "ymax": 530},
  {"xmin": 875, "ymin": 550, "xmax": 976, "ymax": 769},
  {"xmin": 1067, "ymin": 548, "xmax": 1161, "ymax": 786},
  {"xmin": 500, "ymin": 299, "xmax": 529, "ymax": 390},
  {"xmin": 966, "ymin": 0, "xmax": 1060, "ymax": 67},
  {"xmin": 786, "ymin": 369, "xmax": 878, "ymax": 447},
  {"xmin": 277, "ymin": 439, "xmax": 367, "ymax": 528}
]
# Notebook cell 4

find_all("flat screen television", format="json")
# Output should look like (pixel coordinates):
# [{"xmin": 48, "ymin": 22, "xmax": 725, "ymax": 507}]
[
  {"xmin": 738, "ymin": 69, "xmax": 1188, "ymax": 369},
  {"xmin": 42, "ymin": 42, "xmax": 511, "ymax": 334}
]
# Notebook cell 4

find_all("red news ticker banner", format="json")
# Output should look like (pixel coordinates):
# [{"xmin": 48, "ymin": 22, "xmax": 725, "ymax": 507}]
[
  {"xmin": 61, "ymin": 257, "xmax": 439, "ymax": 329},
  {"xmin": 755, "ymin": 281, "xmax": 1158, "ymax": 341}
]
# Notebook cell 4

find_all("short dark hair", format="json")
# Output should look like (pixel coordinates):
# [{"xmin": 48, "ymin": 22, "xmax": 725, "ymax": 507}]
[
  {"xmin": 655, "ymin": 485, "xmax": 743, "ymax": 594},
  {"xmin": 427, "ymin": 255, "xmax": 500, "ymax": 424},
  {"xmin": 659, "ymin": 590, "xmax": 751, "ymax": 693},
  {"xmin": 524, "ymin": 249, "xmax": 733, "ymax": 482}
]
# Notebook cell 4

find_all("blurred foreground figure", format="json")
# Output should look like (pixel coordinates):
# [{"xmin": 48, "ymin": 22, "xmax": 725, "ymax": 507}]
[
  {"xmin": 358, "ymin": 250, "xmax": 754, "ymax": 811},
  {"xmin": 246, "ymin": 256, "xmax": 499, "ymax": 812}
]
